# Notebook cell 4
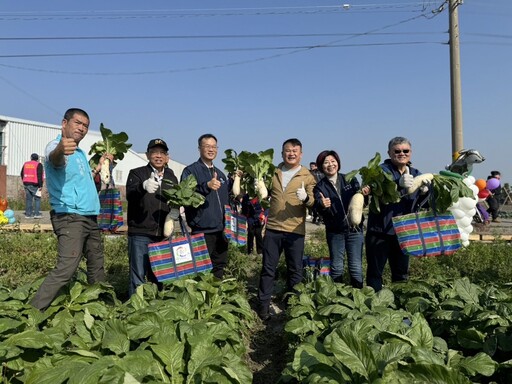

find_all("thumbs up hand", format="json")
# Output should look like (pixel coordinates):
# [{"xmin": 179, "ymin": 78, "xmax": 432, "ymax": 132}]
[
  {"xmin": 208, "ymin": 171, "xmax": 221, "ymax": 191},
  {"xmin": 319, "ymin": 192, "xmax": 331, "ymax": 208},
  {"xmin": 399, "ymin": 167, "xmax": 414, "ymax": 188},
  {"xmin": 143, "ymin": 171, "xmax": 160, "ymax": 193},
  {"xmin": 296, "ymin": 181, "xmax": 308, "ymax": 202}
]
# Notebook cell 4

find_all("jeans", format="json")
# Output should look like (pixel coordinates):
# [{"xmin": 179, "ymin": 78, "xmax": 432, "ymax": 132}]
[
  {"xmin": 128, "ymin": 235, "xmax": 162, "ymax": 297},
  {"xmin": 326, "ymin": 230, "xmax": 364, "ymax": 287},
  {"xmin": 24, "ymin": 184, "xmax": 41, "ymax": 216},
  {"xmin": 30, "ymin": 213, "xmax": 105, "ymax": 310},
  {"xmin": 365, "ymin": 231, "xmax": 409, "ymax": 292},
  {"xmin": 258, "ymin": 229, "xmax": 305, "ymax": 308}
]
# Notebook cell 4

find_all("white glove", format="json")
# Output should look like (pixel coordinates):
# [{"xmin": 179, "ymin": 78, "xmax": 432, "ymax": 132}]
[
  {"xmin": 143, "ymin": 172, "xmax": 160, "ymax": 193},
  {"xmin": 296, "ymin": 181, "xmax": 308, "ymax": 202},
  {"xmin": 399, "ymin": 167, "xmax": 414, "ymax": 188},
  {"xmin": 419, "ymin": 178, "xmax": 431, "ymax": 194}
]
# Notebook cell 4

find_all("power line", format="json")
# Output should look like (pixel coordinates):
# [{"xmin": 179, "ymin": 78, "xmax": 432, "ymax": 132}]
[
  {"xmin": 0, "ymin": 3, "xmax": 443, "ymax": 21},
  {"xmin": 0, "ymin": 40, "xmax": 446, "ymax": 59},
  {"xmin": 0, "ymin": 31, "xmax": 446, "ymax": 42}
]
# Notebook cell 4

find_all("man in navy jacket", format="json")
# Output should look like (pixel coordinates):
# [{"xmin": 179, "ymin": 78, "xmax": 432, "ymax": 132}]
[{"xmin": 181, "ymin": 134, "xmax": 229, "ymax": 279}]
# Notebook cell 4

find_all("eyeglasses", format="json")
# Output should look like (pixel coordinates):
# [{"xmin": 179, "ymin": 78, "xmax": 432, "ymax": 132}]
[
  {"xmin": 201, "ymin": 145, "xmax": 218, "ymax": 150},
  {"xmin": 394, "ymin": 149, "xmax": 410, "ymax": 154}
]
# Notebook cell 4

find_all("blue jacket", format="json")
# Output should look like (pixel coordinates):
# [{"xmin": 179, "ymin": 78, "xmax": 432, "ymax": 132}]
[
  {"xmin": 181, "ymin": 159, "xmax": 229, "ymax": 234},
  {"xmin": 314, "ymin": 173, "xmax": 363, "ymax": 233},
  {"xmin": 44, "ymin": 136, "xmax": 100, "ymax": 215},
  {"xmin": 366, "ymin": 159, "xmax": 422, "ymax": 235}
]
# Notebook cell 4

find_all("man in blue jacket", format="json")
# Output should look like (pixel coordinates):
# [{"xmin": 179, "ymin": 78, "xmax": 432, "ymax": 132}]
[
  {"xmin": 365, "ymin": 136, "xmax": 424, "ymax": 292},
  {"xmin": 181, "ymin": 133, "xmax": 229, "ymax": 279},
  {"xmin": 31, "ymin": 108, "xmax": 104, "ymax": 310}
]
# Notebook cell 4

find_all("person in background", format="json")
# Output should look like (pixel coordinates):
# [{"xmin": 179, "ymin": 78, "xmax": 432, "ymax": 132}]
[
  {"xmin": 241, "ymin": 194, "xmax": 264, "ymax": 255},
  {"xmin": 256, "ymin": 138, "xmax": 316, "ymax": 321},
  {"xmin": 486, "ymin": 170, "xmax": 502, "ymax": 223},
  {"xmin": 21, "ymin": 153, "xmax": 44, "ymax": 219},
  {"xmin": 313, "ymin": 150, "xmax": 369, "ymax": 288},
  {"xmin": 309, "ymin": 161, "xmax": 324, "ymax": 224},
  {"xmin": 181, "ymin": 134, "xmax": 229, "ymax": 279},
  {"xmin": 126, "ymin": 139, "xmax": 178, "ymax": 297},
  {"xmin": 30, "ymin": 108, "xmax": 104, "ymax": 311},
  {"xmin": 365, "ymin": 136, "xmax": 426, "ymax": 292}
]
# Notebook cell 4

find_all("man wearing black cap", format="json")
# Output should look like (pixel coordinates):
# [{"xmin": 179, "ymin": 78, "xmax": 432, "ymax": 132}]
[
  {"xmin": 21, "ymin": 153, "xmax": 44, "ymax": 219},
  {"xmin": 126, "ymin": 138, "xmax": 178, "ymax": 296}
]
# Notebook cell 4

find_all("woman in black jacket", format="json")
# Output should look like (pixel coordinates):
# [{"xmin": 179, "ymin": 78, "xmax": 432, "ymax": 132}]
[{"xmin": 313, "ymin": 150, "xmax": 368, "ymax": 288}]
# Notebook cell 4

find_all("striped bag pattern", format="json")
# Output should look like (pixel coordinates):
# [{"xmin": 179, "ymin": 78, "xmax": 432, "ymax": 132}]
[
  {"xmin": 392, "ymin": 210, "xmax": 461, "ymax": 257},
  {"xmin": 148, "ymin": 233, "xmax": 212, "ymax": 282},
  {"xmin": 224, "ymin": 205, "xmax": 247, "ymax": 246},
  {"xmin": 98, "ymin": 188, "xmax": 124, "ymax": 232},
  {"xmin": 302, "ymin": 256, "xmax": 330, "ymax": 279},
  {"xmin": 316, "ymin": 257, "xmax": 330, "ymax": 276}
]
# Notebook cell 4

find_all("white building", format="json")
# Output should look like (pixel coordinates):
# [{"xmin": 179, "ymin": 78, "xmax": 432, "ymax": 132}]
[{"xmin": 0, "ymin": 114, "xmax": 185, "ymax": 200}]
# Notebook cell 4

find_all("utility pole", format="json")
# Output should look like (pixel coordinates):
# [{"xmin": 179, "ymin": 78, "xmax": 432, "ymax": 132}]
[{"xmin": 449, "ymin": 0, "xmax": 463, "ymax": 159}]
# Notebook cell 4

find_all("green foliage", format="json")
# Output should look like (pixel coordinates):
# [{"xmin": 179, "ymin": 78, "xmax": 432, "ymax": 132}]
[
  {"xmin": 432, "ymin": 174, "xmax": 475, "ymax": 212},
  {"xmin": 0, "ymin": 274, "xmax": 255, "ymax": 383},
  {"xmin": 88, "ymin": 123, "xmax": 132, "ymax": 168},
  {"xmin": 161, "ymin": 174, "xmax": 205, "ymax": 208},
  {"xmin": 345, "ymin": 152, "xmax": 401, "ymax": 214},
  {"xmin": 222, "ymin": 148, "xmax": 275, "ymax": 204},
  {"xmin": 282, "ymin": 277, "xmax": 507, "ymax": 383}
]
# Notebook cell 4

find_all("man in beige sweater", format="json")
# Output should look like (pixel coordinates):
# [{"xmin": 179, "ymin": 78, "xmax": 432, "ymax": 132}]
[{"xmin": 256, "ymin": 138, "xmax": 316, "ymax": 321}]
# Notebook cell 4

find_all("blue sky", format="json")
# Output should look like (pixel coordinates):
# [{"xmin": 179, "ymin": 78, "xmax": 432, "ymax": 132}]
[{"xmin": 1, "ymin": 1, "xmax": 510, "ymax": 182}]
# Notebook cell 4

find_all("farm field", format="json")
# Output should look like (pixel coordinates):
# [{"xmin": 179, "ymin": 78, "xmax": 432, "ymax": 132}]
[{"xmin": 1, "ymin": 223, "xmax": 512, "ymax": 383}]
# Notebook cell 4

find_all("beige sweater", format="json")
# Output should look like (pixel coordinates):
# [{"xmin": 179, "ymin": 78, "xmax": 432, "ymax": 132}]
[{"xmin": 266, "ymin": 164, "xmax": 316, "ymax": 235}]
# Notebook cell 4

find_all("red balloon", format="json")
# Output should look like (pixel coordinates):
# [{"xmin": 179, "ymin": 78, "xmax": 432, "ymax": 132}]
[{"xmin": 478, "ymin": 189, "xmax": 490, "ymax": 199}]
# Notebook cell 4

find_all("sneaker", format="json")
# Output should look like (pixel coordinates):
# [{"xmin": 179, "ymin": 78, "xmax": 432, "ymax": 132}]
[
  {"xmin": 492, "ymin": 219, "xmax": 501, "ymax": 223},
  {"xmin": 24, "ymin": 215, "xmax": 33, "ymax": 219},
  {"xmin": 33, "ymin": 215, "xmax": 43, "ymax": 219},
  {"xmin": 306, "ymin": 215, "xmax": 312, "ymax": 221}
]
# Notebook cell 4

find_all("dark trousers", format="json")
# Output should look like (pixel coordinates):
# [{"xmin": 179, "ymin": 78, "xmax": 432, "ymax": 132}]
[
  {"xmin": 247, "ymin": 224, "xmax": 263, "ymax": 254},
  {"xmin": 31, "ymin": 213, "xmax": 105, "ymax": 310},
  {"xmin": 203, "ymin": 231, "xmax": 229, "ymax": 279},
  {"xmin": 487, "ymin": 197, "xmax": 500, "ymax": 220},
  {"xmin": 257, "ymin": 229, "xmax": 305, "ymax": 307},
  {"xmin": 365, "ymin": 231, "xmax": 409, "ymax": 292}
]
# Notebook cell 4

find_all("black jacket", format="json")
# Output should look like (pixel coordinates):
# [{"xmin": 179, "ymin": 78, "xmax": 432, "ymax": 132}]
[
  {"xmin": 126, "ymin": 164, "xmax": 178, "ymax": 238},
  {"xmin": 181, "ymin": 159, "xmax": 229, "ymax": 234},
  {"xmin": 314, "ymin": 173, "xmax": 363, "ymax": 233},
  {"xmin": 366, "ymin": 160, "xmax": 422, "ymax": 235}
]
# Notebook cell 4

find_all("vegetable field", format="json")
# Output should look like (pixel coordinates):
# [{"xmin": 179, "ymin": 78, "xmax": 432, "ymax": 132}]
[{"xmin": 2, "ymin": 229, "xmax": 512, "ymax": 383}]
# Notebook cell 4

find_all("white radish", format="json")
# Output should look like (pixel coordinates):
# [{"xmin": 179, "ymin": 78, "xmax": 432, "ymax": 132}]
[
  {"xmin": 257, "ymin": 179, "xmax": 268, "ymax": 200},
  {"xmin": 406, "ymin": 173, "xmax": 434, "ymax": 195},
  {"xmin": 348, "ymin": 192, "xmax": 365, "ymax": 226},
  {"xmin": 232, "ymin": 174, "xmax": 241, "ymax": 196},
  {"xmin": 163, "ymin": 212, "xmax": 174, "ymax": 237},
  {"xmin": 100, "ymin": 158, "xmax": 110, "ymax": 185}
]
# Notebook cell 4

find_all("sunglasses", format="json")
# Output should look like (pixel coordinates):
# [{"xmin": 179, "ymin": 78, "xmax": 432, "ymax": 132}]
[{"xmin": 394, "ymin": 149, "xmax": 410, "ymax": 154}]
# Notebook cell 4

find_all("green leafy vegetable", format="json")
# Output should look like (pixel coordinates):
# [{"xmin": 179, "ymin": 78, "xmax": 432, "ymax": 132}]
[
  {"xmin": 88, "ymin": 123, "xmax": 132, "ymax": 168},
  {"xmin": 222, "ymin": 148, "xmax": 275, "ymax": 205},
  {"xmin": 161, "ymin": 174, "xmax": 205, "ymax": 208},
  {"xmin": 431, "ymin": 174, "xmax": 474, "ymax": 212},
  {"xmin": 345, "ymin": 152, "xmax": 401, "ymax": 214}
]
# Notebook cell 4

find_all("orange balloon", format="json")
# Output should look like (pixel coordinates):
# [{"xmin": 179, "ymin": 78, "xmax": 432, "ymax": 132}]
[{"xmin": 475, "ymin": 179, "xmax": 487, "ymax": 191}]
